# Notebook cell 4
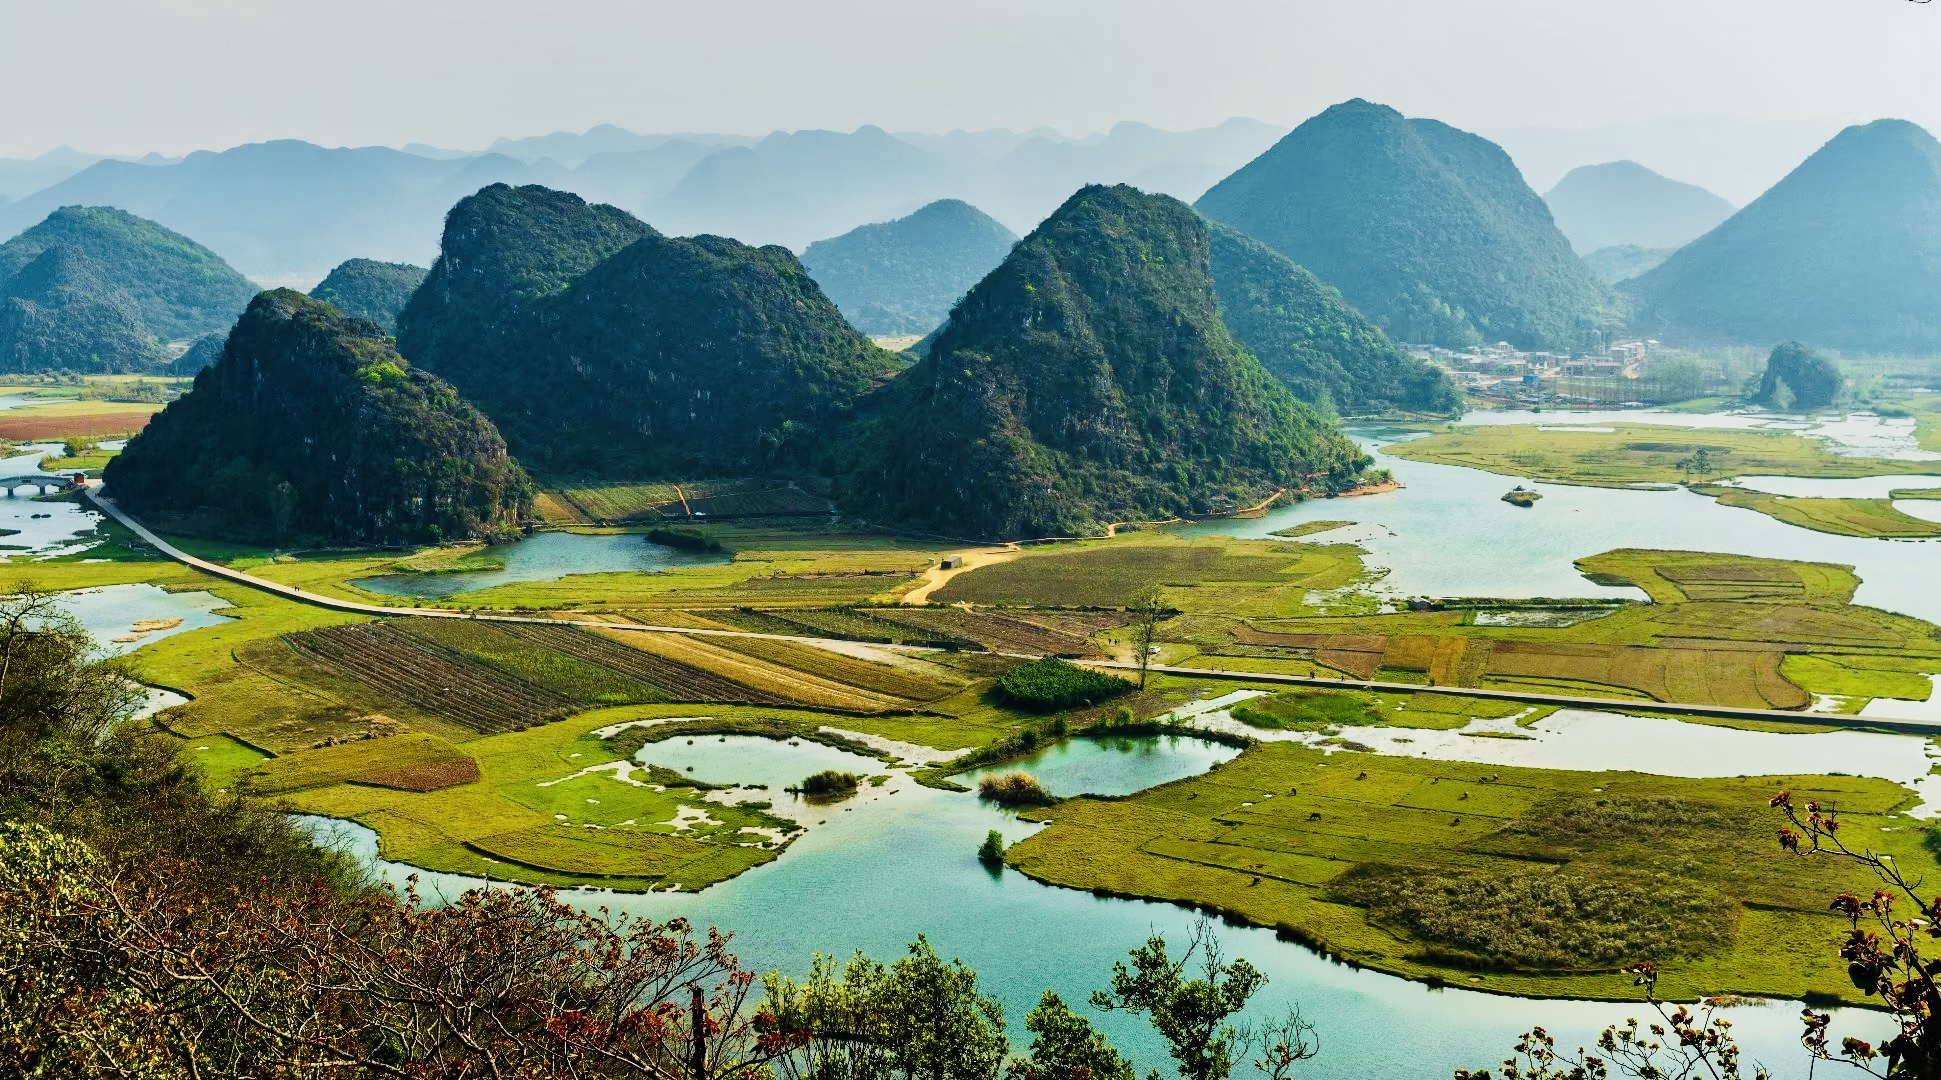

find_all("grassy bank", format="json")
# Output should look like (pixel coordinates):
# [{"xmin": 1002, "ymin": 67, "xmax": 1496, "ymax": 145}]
[{"xmin": 1005, "ymin": 741, "xmax": 1929, "ymax": 1003}]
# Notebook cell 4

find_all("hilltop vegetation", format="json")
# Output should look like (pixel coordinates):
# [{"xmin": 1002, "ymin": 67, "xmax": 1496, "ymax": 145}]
[
  {"xmin": 1206, "ymin": 223, "xmax": 1457, "ymax": 415},
  {"xmin": 836, "ymin": 185, "xmax": 1370, "ymax": 539},
  {"xmin": 1624, "ymin": 119, "xmax": 1941, "ymax": 354},
  {"xmin": 800, "ymin": 199, "xmax": 1019, "ymax": 336},
  {"xmin": 0, "ymin": 245, "xmax": 167, "ymax": 373},
  {"xmin": 1542, "ymin": 160, "xmax": 1735, "ymax": 254},
  {"xmin": 0, "ymin": 205, "xmax": 256, "ymax": 341},
  {"xmin": 106, "ymin": 290, "xmax": 529, "ymax": 544},
  {"xmin": 398, "ymin": 183, "xmax": 894, "ymax": 478},
  {"xmin": 1197, "ymin": 99, "xmax": 1611, "ymax": 351},
  {"xmin": 1757, "ymin": 341, "xmax": 1844, "ymax": 410},
  {"xmin": 309, "ymin": 258, "xmax": 427, "ymax": 332}
]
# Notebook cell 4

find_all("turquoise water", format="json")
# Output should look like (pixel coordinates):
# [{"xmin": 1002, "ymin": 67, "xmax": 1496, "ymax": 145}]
[
  {"xmin": 353, "ymin": 530, "xmax": 729, "ymax": 598},
  {"xmin": 55, "ymin": 583, "xmax": 234, "ymax": 656},
  {"xmin": 295, "ymin": 729, "xmax": 1891, "ymax": 1077},
  {"xmin": 634, "ymin": 734, "xmax": 888, "ymax": 791},
  {"xmin": 960, "ymin": 733, "xmax": 1241, "ymax": 798},
  {"xmin": 1181, "ymin": 432, "xmax": 1941, "ymax": 624}
]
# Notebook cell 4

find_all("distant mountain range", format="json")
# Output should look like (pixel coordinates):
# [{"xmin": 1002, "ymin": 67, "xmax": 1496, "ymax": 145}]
[
  {"xmin": 1543, "ymin": 161, "xmax": 1735, "ymax": 254},
  {"xmin": 801, "ymin": 200, "xmax": 1018, "ymax": 337},
  {"xmin": 0, "ymin": 121, "xmax": 1286, "ymax": 286},
  {"xmin": 1623, "ymin": 118, "xmax": 1941, "ymax": 355},
  {"xmin": 1198, "ymin": 99, "xmax": 1613, "ymax": 351}
]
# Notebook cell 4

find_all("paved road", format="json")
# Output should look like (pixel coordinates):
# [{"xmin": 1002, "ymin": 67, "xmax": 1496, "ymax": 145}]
[{"xmin": 86, "ymin": 483, "xmax": 1941, "ymax": 734}]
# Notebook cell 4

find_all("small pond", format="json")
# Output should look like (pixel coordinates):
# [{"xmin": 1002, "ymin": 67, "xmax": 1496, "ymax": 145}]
[
  {"xmin": 958, "ymin": 732, "xmax": 1240, "ymax": 798},
  {"xmin": 353, "ymin": 531, "xmax": 730, "ymax": 598},
  {"xmin": 54, "ymin": 583, "xmax": 235, "ymax": 656},
  {"xmin": 633, "ymin": 734, "xmax": 887, "ymax": 793}
]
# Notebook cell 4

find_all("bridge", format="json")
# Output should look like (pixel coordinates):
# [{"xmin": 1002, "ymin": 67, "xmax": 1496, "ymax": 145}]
[{"xmin": 0, "ymin": 475, "xmax": 80, "ymax": 496}]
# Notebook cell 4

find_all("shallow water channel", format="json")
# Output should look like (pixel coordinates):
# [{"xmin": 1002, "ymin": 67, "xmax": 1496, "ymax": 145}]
[
  {"xmin": 353, "ymin": 530, "xmax": 730, "ymax": 598},
  {"xmin": 1180, "ymin": 415, "xmax": 1941, "ymax": 625},
  {"xmin": 298, "ymin": 724, "xmax": 1897, "ymax": 1077}
]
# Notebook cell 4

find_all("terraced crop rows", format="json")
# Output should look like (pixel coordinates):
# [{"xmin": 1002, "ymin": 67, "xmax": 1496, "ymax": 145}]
[
  {"xmin": 283, "ymin": 623, "xmax": 577, "ymax": 733},
  {"xmin": 490, "ymin": 623, "xmax": 793, "ymax": 705}
]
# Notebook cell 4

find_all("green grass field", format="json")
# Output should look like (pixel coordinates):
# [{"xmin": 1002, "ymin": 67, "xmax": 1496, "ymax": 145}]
[
  {"xmin": 1694, "ymin": 485, "xmax": 1941, "ymax": 539},
  {"xmin": 1006, "ymin": 741, "xmax": 1929, "ymax": 1003},
  {"xmin": 935, "ymin": 533, "xmax": 1368, "ymax": 614},
  {"xmin": 1386, "ymin": 423, "xmax": 1938, "ymax": 488}
]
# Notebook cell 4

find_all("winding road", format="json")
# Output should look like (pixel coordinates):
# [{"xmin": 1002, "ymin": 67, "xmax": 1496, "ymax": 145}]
[{"xmin": 84, "ymin": 483, "xmax": 1941, "ymax": 735}]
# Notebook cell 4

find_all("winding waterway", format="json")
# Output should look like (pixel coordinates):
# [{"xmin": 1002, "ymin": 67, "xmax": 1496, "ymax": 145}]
[
  {"xmin": 75, "ymin": 407, "xmax": 1939, "ymax": 1075},
  {"xmin": 1180, "ymin": 415, "xmax": 1941, "ymax": 626},
  {"xmin": 298, "ymin": 717, "xmax": 1899, "ymax": 1077}
]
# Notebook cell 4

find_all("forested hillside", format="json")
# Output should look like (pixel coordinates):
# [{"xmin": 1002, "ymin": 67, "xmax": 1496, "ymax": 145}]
[
  {"xmin": 1624, "ymin": 119, "xmax": 1941, "ymax": 354},
  {"xmin": 1207, "ymin": 223, "xmax": 1457, "ymax": 415},
  {"xmin": 837, "ymin": 184, "xmax": 1370, "ymax": 539},
  {"xmin": 106, "ymin": 290, "xmax": 529, "ymax": 544},
  {"xmin": 309, "ymin": 259, "xmax": 427, "ymax": 332},
  {"xmin": 399, "ymin": 184, "xmax": 896, "ymax": 477},
  {"xmin": 1197, "ymin": 99, "xmax": 1612, "ymax": 351}
]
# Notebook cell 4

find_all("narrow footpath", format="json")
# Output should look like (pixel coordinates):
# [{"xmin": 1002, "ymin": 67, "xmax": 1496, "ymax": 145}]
[{"xmin": 84, "ymin": 484, "xmax": 1941, "ymax": 734}]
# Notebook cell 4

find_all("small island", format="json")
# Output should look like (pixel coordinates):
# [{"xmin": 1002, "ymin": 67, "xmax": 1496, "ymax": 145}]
[{"xmin": 1502, "ymin": 487, "xmax": 1542, "ymax": 508}]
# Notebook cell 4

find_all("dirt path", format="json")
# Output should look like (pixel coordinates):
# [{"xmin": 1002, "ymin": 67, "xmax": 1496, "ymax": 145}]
[
  {"xmin": 84, "ymin": 482, "xmax": 1941, "ymax": 733},
  {"xmin": 900, "ymin": 545, "xmax": 1021, "ymax": 605}
]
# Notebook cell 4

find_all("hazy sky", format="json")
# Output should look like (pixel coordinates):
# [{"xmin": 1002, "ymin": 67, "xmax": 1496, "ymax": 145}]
[{"xmin": 5, "ymin": 0, "xmax": 1938, "ymax": 194}]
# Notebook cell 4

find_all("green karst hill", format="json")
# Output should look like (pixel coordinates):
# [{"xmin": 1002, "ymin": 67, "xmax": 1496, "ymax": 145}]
[
  {"xmin": 0, "ymin": 205, "xmax": 257, "ymax": 343},
  {"xmin": 1624, "ymin": 119, "xmax": 1941, "ymax": 354},
  {"xmin": 1757, "ymin": 341, "xmax": 1844, "ymax": 410},
  {"xmin": 105, "ymin": 290, "xmax": 530, "ymax": 544},
  {"xmin": 398, "ymin": 183, "xmax": 896, "ymax": 477},
  {"xmin": 835, "ymin": 184, "xmax": 1370, "ymax": 540},
  {"xmin": 1206, "ymin": 222, "xmax": 1457, "ymax": 415},
  {"xmin": 1543, "ymin": 160, "xmax": 1735, "ymax": 254},
  {"xmin": 309, "ymin": 258, "xmax": 428, "ymax": 333},
  {"xmin": 0, "ymin": 245, "xmax": 167, "ymax": 373},
  {"xmin": 800, "ymin": 199, "xmax": 1020, "ymax": 336},
  {"xmin": 1196, "ymin": 99, "xmax": 1612, "ymax": 351}
]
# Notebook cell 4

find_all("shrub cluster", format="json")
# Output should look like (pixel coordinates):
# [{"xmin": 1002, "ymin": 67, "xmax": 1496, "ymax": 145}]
[
  {"xmin": 793, "ymin": 770, "xmax": 862, "ymax": 800},
  {"xmin": 977, "ymin": 771, "xmax": 1054, "ymax": 807},
  {"xmin": 993, "ymin": 658, "xmax": 1133, "ymax": 712}
]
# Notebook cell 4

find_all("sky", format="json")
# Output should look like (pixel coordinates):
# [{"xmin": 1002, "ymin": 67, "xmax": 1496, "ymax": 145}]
[{"xmin": 4, "ymin": 0, "xmax": 1938, "ymax": 199}]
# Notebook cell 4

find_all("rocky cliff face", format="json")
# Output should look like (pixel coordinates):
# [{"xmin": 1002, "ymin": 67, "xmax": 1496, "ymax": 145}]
[
  {"xmin": 835, "ymin": 184, "xmax": 1370, "ymax": 540},
  {"xmin": 106, "ymin": 290, "xmax": 529, "ymax": 544}
]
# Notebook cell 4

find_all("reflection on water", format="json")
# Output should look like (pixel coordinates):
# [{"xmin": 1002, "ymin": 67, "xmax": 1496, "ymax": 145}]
[{"xmin": 354, "ymin": 531, "xmax": 729, "ymax": 598}]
